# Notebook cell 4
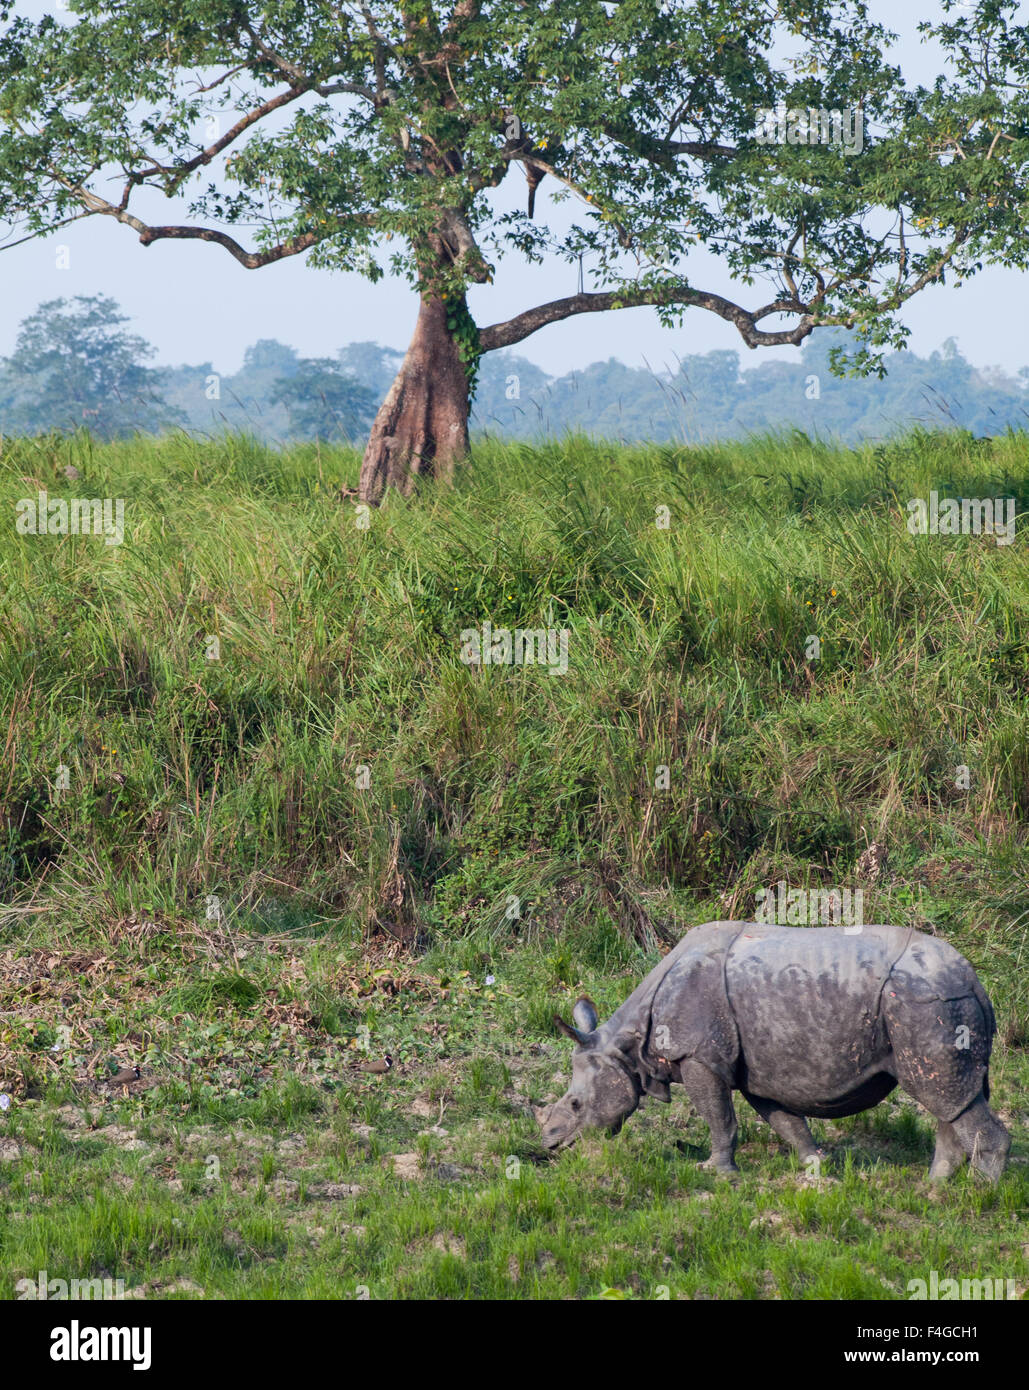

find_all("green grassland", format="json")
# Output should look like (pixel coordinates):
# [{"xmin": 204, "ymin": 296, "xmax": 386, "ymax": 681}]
[{"xmin": 0, "ymin": 427, "xmax": 1027, "ymax": 1299}]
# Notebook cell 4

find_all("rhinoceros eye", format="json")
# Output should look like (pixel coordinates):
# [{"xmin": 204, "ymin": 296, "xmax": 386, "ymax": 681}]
[{"xmin": 570, "ymin": 1098, "xmax": 582, "ymax": 1112}]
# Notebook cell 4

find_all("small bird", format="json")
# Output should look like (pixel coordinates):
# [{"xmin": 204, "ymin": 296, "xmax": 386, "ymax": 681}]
[
  {"xmin": 356, "ymin": 1056, "xmax": 393, "ymax": 1074},
  {"xmin": 106, "ymin": 1065, "xmax": 141, "ymax": 1087},
  {"xmin": 856, "ymin": 835, "xmax": 889, "ymax": 884}
]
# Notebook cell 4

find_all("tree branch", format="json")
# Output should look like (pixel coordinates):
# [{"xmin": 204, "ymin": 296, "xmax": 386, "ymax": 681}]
[
  {"xmin": 497, "ymin": 144, "xmax": 633, "ymax": 246},
  {"xmin": 129, "ymin": 82, "xmax": 319, "ymax": 193},
  {"xmin": 437, "ymin": 206, "xmax": 490, "ymax": 280},
  {"xmin": 136, "ymin": 222, "xmax": 323, "ymax": 267},
  {"xmin": 46, "ymin": 171, "xmax": 373, "ymax": 267},
  {"xmin": 444, "ymin": 0, "xmax": 481, "ymax": 40},
  {"xmin": 479, "ymin": 285, "xmax": 812, "ymax": 353},
  {"xmin": 601, "ymin": 123, "xmax": 738, "ymax": 170},
  {"xmin": 315, "ymin": 79, "xmax": 377, "ymax": 101},
  {"xmin": 241, "ymin": 21, "xmax": 308, "ymax": 84},
  {"xmin": 480, "ymin": 232, "xmax": 970, "ymax": 354}
]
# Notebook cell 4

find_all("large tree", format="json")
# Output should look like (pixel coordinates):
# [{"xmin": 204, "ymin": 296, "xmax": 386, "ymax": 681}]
[
  {"xmin": 0, "ymin": 294, "xmax": 176, "ymax": 437},
  {"xmin": 0, "ymin": 1, "xmax": 1026, "ymax": 501},
  {"xmin": 271, "ymin": 354, "xmax": 378, "ymax": 437}
]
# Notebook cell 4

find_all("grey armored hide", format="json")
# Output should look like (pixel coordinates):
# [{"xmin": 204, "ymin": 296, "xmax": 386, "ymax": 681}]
[
  {"xmin": 619, "ymin": 923, "xmax": 993, "ymax": 1120},
  {"xmin": 542, "ymin": 921, "xmax": 1009, "ymax": 1179}
]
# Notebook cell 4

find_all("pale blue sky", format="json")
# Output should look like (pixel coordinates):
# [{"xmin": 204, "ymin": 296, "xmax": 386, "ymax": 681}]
[{"xmin": 1, "ymin": 1, "xmax": 1026, "ymax": 378}]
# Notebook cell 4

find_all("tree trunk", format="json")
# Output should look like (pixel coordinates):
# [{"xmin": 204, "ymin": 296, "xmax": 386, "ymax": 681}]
[{"xmin": 358, "ymin": 291, "xmax": 471, "ymax": 504}]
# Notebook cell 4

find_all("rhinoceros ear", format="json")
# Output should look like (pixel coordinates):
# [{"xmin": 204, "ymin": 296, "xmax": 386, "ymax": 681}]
[
  {"xmin": 572, "ymin": 996, "xmax": 599, "ymax": 1033},
  {"xmin": 553, "ymin": 1015, "xmax": 595, "ymax": 1047}
]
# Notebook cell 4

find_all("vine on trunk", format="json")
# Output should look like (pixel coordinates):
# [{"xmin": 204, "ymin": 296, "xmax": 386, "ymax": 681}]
[{"xmin": 444, "ymin": 297, "xmax": 482, "ymax": 400}]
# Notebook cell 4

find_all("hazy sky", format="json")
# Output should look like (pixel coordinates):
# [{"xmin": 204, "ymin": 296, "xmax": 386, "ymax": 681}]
[{"xmin": 1, "ymin": 1, "xmax": 1027, "ymax": 379}]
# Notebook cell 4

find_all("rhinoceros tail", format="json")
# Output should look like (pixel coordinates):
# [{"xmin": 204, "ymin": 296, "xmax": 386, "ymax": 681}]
[
  {"xmin": 971, "ymin": 972, "xmax": 997, "ymax": 1044},
  {"xmin": 971, "ymin": 972, "xmax": 996, "ymax": 1102}
]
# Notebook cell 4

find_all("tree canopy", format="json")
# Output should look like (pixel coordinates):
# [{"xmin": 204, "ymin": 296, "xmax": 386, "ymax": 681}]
[
  {"xmin": 0, "ymin": 294, "xmax": 176, "ymax": 438},
  {"xmin": 270, "ymin": 355, "xmax": 378, "ymax": 438},
  {"xmin": 1, "ymin": 1, "xmax": 1027, "ymax": 496}
]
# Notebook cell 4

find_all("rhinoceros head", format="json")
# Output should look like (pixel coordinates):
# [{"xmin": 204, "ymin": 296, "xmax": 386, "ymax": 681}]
[{"xmin": 540, "ymin": 997, "xmax": 641, "ymax": 1150}]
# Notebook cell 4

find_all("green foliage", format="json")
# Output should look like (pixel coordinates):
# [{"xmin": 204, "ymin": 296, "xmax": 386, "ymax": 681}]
[
  {"xmin": 0, "ymin": 295, "xmax": 178, "ymax": 438},
  {"xmin": 8, "ymin": 290, "xmax": 1025, "ymax": 447},
  {"xmin": 269, "ymin": 357, "xmax": 377, "ymax": 440},
  {"xmin": 1, "ymin": 426, "xmax": 1028, "ymax": 1041},
  {"xmin": 1, "ymin": 425, "xmax": 1027, "ymax": 1300},
  {"xmin": 0, "ymin": 3, "xmax": 1027, "ymax": 377},
  {"xmin": 445, "ymin": 297, "xmax": 483, "ymax": 397},
  {"xmin": 472, "ymin": 332, "xmax": 1029, "ymax": 444}
]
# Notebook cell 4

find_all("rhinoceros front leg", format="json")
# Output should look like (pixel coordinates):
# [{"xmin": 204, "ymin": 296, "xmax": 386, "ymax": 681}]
[
  {"xmin": 741, "ymin": 1089, "xmax": 822, "ymax": 1163},
  {"xmin": 678, "ymin": 1060, "xmax": 739, "ymax": 1175}
]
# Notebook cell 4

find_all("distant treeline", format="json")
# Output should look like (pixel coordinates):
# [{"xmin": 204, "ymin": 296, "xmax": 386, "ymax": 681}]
[{"xmin": 2, "ymin": 296, "xmax": 1025, "ymax": 445}]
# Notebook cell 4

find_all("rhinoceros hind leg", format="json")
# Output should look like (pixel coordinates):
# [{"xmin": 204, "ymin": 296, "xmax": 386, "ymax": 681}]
[
  {"xmin": 928, "ymin": 1119, "xmax": 967, "ymax": 1182},
  {"xmin": 742, "ymin": 1090, "xmax": 821, "ymax": 1161},
  {"xmin": 678, "ymin": 1059, "xmax": 738, "ymax": 1174},
  {"xmin": 948, "ymin": 1095, "xmax": 1011, "ymax": 1183}
]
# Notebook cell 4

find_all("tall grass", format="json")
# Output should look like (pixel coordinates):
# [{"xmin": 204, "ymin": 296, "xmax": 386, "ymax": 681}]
[
  {"xmin": 2, "ymin": 426, "xmax": 1027, "ymax": 1301},
  {"xmin": 1, "ymin": 425, "xmax": 1027, "ymax": 1026}
]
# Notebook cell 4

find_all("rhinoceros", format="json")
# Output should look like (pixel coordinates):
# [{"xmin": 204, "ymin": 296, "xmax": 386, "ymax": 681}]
[{"xmin": 541, "ymin": 922, "xmax": 1010, "ymax": 1181}]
